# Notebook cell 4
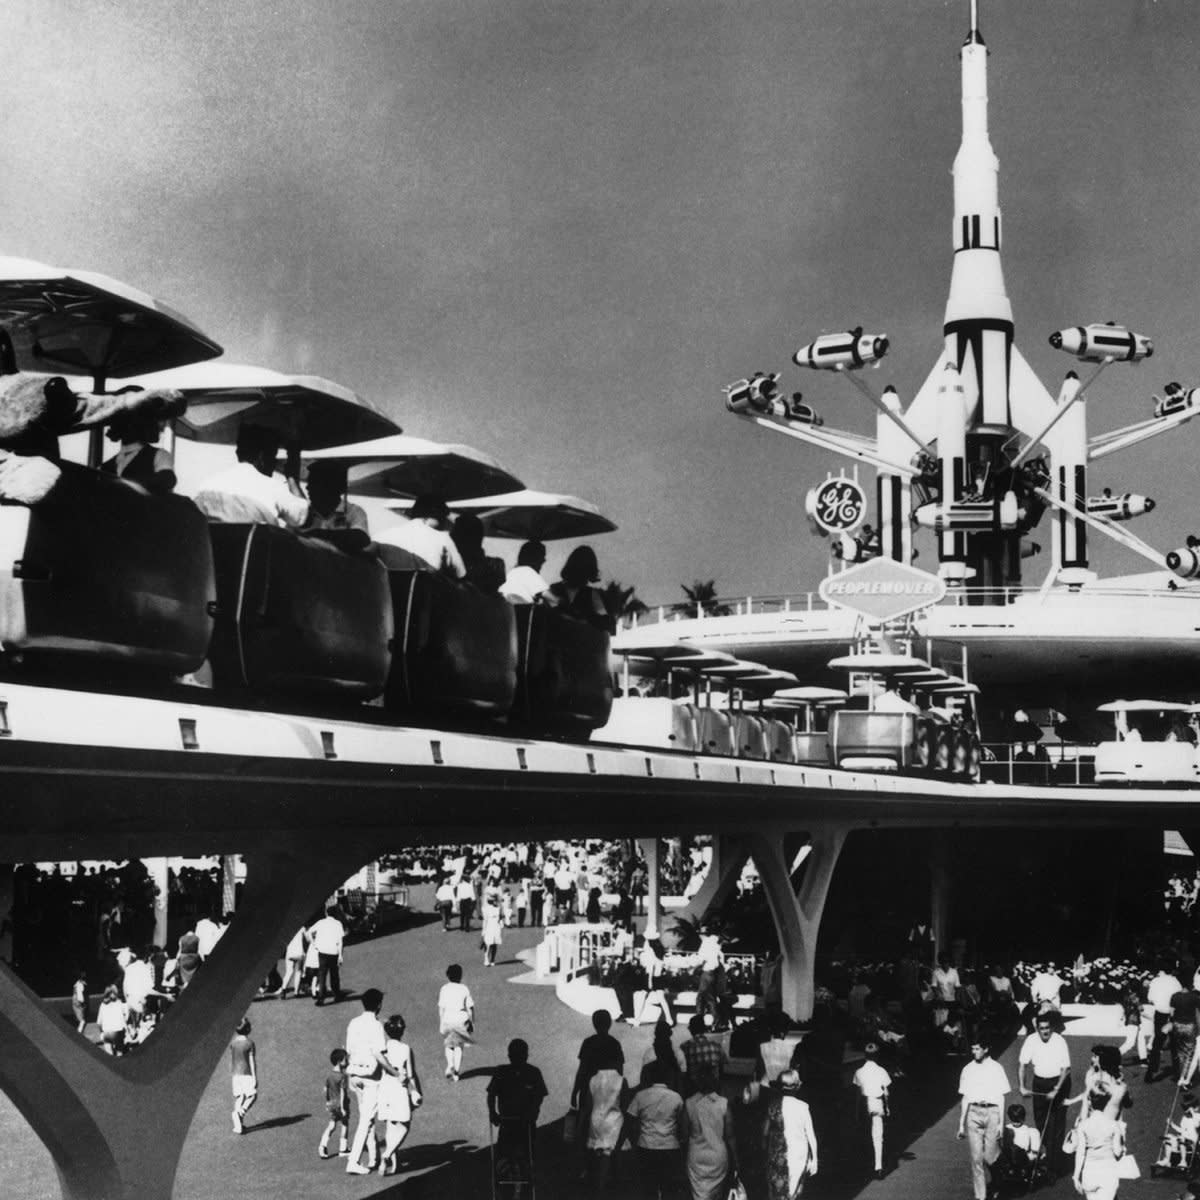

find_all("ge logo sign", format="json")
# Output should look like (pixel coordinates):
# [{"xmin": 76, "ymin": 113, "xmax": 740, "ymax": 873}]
[{"xmin": 806, "ymin": 478, "xmax": 867, "ymax": 534}]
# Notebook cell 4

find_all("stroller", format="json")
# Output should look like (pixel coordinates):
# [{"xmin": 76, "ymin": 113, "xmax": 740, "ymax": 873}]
[
  {"xmin": 993, "ymin": 1103, "xmax": 1053, "ymax": 1195},
  {"xmin": 1150, "ymin": 1082, "xmax": 1200, "ymax": 1180},
  {"xmin": 488, "ymin": 1115, "xmax": 536, "ymax": 1200}
]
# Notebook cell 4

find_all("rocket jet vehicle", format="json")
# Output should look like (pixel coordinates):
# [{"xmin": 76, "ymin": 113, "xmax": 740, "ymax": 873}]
[{"xmin": 723, "ymin": 0, "xmax": 1199, "ymax": 596}]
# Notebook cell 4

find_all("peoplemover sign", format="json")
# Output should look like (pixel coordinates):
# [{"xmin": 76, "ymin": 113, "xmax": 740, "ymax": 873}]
[{"xmin": 819, "ymin": 557, "xmax": 947, "ymax": 622}]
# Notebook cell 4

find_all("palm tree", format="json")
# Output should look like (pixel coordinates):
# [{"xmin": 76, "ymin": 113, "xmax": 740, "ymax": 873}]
[
  {"xmin": 673, "ymin": 580, "xmax": 732, "ymax": 618},
  {"xmin": 601, "ymin": 579, "xmax": 648, "ymax": 623}
]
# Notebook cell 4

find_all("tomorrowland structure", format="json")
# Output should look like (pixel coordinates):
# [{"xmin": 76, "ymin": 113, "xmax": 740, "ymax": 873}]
[{"xmin": 617, "ymin": 0, "xmax": 1200, "ymax": 721}]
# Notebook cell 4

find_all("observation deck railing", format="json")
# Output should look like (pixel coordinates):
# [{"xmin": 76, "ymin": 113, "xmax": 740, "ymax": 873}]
[{"xmin": 621, "ymin": 584, "xmax": 1197, "ymax": 631}]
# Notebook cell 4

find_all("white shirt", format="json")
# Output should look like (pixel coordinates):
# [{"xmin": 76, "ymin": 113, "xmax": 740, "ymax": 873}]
[
  {"xmin": 310, "ymin": 915, "xmax": 345, "ymax": 957},
  {"xmin": 626, "ymin": 1083, "xmax": 684, "ymax": 1149},
  {"xmin": 933, "ymin": 966, "xmax": 960, "ymax": 1002},
  {"xmin": 958, "ymin": 1056, "xmax": 1011, "ymax": 1107},
  {"xmin": 345, "ymin": 1010, "xmax": 386, "ymax": 1076},
  {"xmin": 436, "ymin": 883, "xmax": 455, "ymax": 904},
  {"xmin": 456, "ymin": 879, "xmax": 475, "ymax": 902},
  {"xmin": 438, "ymin": 980, "xmax": 474, "ymax": 1026},
  {"xmin": 375, "ymin": 518, "xmax": 465, "ymax": 577},
  {"xmin": 697, "ymin": 935, "xmax": 724, "ymax": 972},
  {"xmin": 501, "ymin": 564, "xmax": 552, "ymax": 604},
  {"xmin": 195, "ymin": 918, "xmax": 221, "ymax": 960},
  {"xmin": 1018, "ymin": 1031, "xmax": 1071, "ymax": 1078},
  {"xmin": 1030, "ymin": 971, "xmax": 1065, "ymax": 1005},
  {"xmin": 122, "ymin": 960, "xmax": 155, "ymax": 1006},
  {"xmin": 1149, "ymin": 972, "xmax": 1183, "ymax": 1014},
  {"xmin": 853, "ymin": 1059, "xmax": 892, "ymax": 1099},
  {"xmin": 192, "ymin": 461, "xmax": 309, "ymax": 528},
  {"xmin": 1009, "ymin": 1123, "xmax": 1041, "ymax": 1153}
]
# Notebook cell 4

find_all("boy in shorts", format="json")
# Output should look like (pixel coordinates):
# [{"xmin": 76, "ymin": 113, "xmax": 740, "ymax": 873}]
[
  {"xmin": 230, "ymin": 1017, "xmax": 258, "ymax": 1134},
  {"xmin": 319, "ymin": 1048, "xmax": 351, "ymax": 1159}
]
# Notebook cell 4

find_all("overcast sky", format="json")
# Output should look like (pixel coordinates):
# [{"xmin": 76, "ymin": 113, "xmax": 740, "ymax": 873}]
[{"xmin": 8, "ymin": 0, "xmax": 1199, "ymax": 608}]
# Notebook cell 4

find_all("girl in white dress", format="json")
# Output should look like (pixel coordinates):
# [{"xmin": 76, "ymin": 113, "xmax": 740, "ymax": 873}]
[{"xmin": 377, "ymin": 1015, "xmax": 422, "ymax": 1176}]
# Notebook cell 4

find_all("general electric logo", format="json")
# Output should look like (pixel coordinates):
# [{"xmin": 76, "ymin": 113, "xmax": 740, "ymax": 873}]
[{"xmin": 806, "ymin": 478, "xmax": 867, "ymax": 534}]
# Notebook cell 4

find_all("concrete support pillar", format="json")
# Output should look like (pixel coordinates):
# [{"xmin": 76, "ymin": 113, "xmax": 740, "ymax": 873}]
[
  {"xmin": 0, "ymin": 841, "xmax": 365, "ymax": 1200},
  {"xmin": 0, "ymin": 862, "xmax": 13, "ymax": 965},
  {"xmin": 930, "ymin": 830, "xmax": 952, "ymax": 963},
  {"xmin": 747, "ymin": 826, "xmax": 848, "ymax": 1022},
  {"xmin": 638, "ymin": 838, "xmax": 661, "ymax": 939},
  {"xmin": 148, "ymin": 859, "xmax": 169, "ymax": 951},
  {"xmin": 675, "ymin": 835, "xmax": 750, "ymax": 928}
]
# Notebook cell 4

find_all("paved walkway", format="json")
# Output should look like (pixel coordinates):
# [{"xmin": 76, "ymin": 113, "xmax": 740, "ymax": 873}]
[{"xmin": 0, "ymin": 892, "xmax": 1188, "ymax": 1199}]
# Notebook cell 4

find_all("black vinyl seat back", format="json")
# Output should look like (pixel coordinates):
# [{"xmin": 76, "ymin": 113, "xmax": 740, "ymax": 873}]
[
  {"xmin": 208, "ymin": 523, "xmax": 391, "ymax": 697},
  {"xmin": 512, "ymin": 604, "xmax": 613, "ymax": 734},
  {"xmin": 385, "ymin": 569, "xmax": 518, "ymax": 719},
  {"xmin": 4, "ymin": 463, "xmax": 214, "ymax": 671}
]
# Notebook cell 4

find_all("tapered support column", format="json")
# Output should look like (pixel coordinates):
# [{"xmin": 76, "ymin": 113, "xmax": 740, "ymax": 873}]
[
  {"xmin": 675, "ymin": 835, "xmax": 750, "ymax": 928},
  {"xmin": 0, "ymin": 840, "xmax": 365, "ymax": 1200},
  {"xmin": 747, "ymin": 827, "xmax": 848, "ymax": 1022},
  {"xmin": 0, "ymin": 862, "xmax": 13, "ymax": 965},
  {"xmin": 637, "ymin": 838, "xmax": 661, "ymax": 939}
]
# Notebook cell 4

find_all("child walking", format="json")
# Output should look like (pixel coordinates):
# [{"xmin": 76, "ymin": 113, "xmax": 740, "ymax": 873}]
[
  {"xmin": 230, "ymin": 1017, "xmax": 258, "ymax": 1134},
  {"xmin": 852, "ymin": 1041, "xmax": 892, "ymax": 1179},
  {"xmin": 319, "ymin": 1048, "xmax": 351, "ymax": 1159},
  {"xmin": 72, "ymin": 969, "xmax": 89, "ymax": 1034}
]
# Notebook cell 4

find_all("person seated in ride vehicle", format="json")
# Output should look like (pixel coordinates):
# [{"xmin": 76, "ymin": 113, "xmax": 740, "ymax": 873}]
[
  {"xmin": 548, "ymin": 545, "xmax": 614, "ymax": 633},
  {"xmin": 375, "ymin": 495, "xmax": 466, "ymax": 577},
  {"xmin": 301, "ymin": 460, "xmax": 372, "ymax": 553},
  {"xmin": 101, "ymin": 409, "xmax": 177, "ymax": 494},
  {"xmin": 501, "ymin": 540, "xmax": 555, "ymax": 605},
  {"xmin": 192, "ymin": 423, "xmax": 309, "ymax": 528},
  {"xmin": 0, "ymin": 331, "xmax": 186, "ymax": 505},
  {"xmin": 450, "ymin": 513, "xmax": 506, "ymax": 593}
]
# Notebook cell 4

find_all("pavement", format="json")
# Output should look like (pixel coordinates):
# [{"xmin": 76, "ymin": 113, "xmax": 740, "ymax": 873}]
[{"xmin": 0, "ymin": 886, "xmax": 1190, "ymax": 1199}]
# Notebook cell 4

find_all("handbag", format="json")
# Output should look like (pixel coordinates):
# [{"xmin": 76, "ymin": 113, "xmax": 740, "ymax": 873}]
[
  {"xmin": 1116, "ymin": 1153, "xmax": 1140, "ymax": 1180},
  {"xmin": 1062, "ymin": 1122, "xmax": 1078, "ymax": 1154},
  {"xmin": 726, "ymin": 1174, "xmax": 748, "ymax": 1200},
  {"xmin": 562, "ymin": 1106, "xmax": 578, "ymax": 1145}
]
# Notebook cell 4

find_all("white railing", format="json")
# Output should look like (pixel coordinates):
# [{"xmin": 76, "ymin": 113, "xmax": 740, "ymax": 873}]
[{"xmin": 620, "ymin": 583, "xmax": 1199, "ymax": 630}]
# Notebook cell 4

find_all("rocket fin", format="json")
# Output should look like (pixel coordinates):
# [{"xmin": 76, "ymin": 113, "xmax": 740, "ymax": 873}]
[
  {"xmin": 903, "ymin": 351, "xmax": 954, "ymax": 442},
  {"xmin": 1008, "ymin": 345, "xmax": 1057, "ymax": 442}
]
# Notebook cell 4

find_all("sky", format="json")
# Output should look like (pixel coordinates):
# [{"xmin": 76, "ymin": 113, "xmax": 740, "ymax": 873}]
[{"xmin": 6, "ymin": 0, "xmax": 1200, "ymax": 610}]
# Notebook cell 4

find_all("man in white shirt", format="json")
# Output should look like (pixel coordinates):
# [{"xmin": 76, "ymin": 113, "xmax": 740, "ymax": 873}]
[
  {"xmin": 1147, "ymin": 958, "xmax": 1184, "ymax": 1082},
  {"xmin": 957, "ymin": 1037, "xmax": 1011, "ymax": 1200},
  {"xmin": 192, "ymin": 424, "xmax": 309, "ymax": 528},
  {"xmin": 375, "ymin": 495, "xmax": 465, "ymax": 577},
  {"xmin": 933, "ymin": 954, "xmax": 961, "ymax": 1028},
  {"xmin": 853, "ymin": 1043, "xmax": 892, "ymax": 1178},
  {"xmin": 436, "ymin": 878, "xmax": 456, "ymax": 931},
  {"xmin": 501, "ymin": 540, "xmax": 554, "ymax": 605},
  {"xmin": 1017, "ymin": 1015, "xmax": 1071, "ymax": 1177},
  {"xmin": 455, "ymin": 877, "xmax": 476, "ymax": 933},
  {"xmin": 623, "ymin": 1060, "xmax": 684, "ymax": 1194},
  {"xmin": 309, "ymin": 905, "xmax": 345, "ymax": 1007},
  {"xmin": 1029, "ymin": 968, "xmax": 1065, "ymax": 1011},
  {"xmin": 344, "ymin": 988, "xmax": 398, "ymax": 1175},
  {"xmin": 195, "ymin": 915, "xmax": 221, "ymax": 961},
  {"xmin": 122, "ymin": 950, "xmax": 156, "ymax": 1030}
]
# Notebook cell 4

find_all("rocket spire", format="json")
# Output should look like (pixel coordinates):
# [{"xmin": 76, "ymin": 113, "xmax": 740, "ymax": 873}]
[{"xmin": 966, "ymin": 0, "xmax": 983, "ymax": 45}]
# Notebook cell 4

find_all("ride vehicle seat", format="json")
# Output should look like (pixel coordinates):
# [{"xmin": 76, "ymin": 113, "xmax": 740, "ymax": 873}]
[
  {"xmin": 385, "ymin": 568, "xmax": 518, "ymax": 720},
  {"xmin": 0, "ymin": 462, "xmax": 213, "ymax": 673},
  {"xmin": 207, "ymin": 523, "xmax": 391, "ymax": 697},
  {"xmin": 510, "ymin": 604, "xmax": 613, "ymax": 735}
]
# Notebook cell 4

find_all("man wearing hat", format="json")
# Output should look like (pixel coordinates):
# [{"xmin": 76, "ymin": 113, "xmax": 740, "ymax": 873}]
[{"xmin": 344, "ymin": 987, "xmax": 399, "ymax": 1175}]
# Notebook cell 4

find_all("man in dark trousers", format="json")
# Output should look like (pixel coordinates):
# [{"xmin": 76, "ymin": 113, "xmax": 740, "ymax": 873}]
[{"xmin": 487, "ymin": 1038, "xmax": 547, "ymax": 1199}]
